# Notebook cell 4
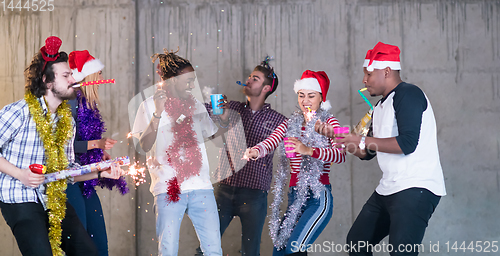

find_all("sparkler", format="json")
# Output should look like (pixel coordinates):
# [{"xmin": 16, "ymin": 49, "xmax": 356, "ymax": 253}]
[
  {"xmin": 127, "ymin": 163, "xmax": 147, "ymax": 186},
  {"xmin": 305, "ymin": 107, "xmax": 316, "ymax": 121}
]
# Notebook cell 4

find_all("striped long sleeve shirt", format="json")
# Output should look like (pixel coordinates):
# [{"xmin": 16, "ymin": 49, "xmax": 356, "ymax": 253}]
[{"xmin": 253, "ymin": 116, "xmax": 345, "ymax": 187}]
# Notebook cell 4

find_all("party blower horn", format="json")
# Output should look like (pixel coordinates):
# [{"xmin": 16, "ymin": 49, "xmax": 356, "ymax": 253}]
[{"xmin": 72, "ymin": 79, "xmax": 115, "ymax": 88}]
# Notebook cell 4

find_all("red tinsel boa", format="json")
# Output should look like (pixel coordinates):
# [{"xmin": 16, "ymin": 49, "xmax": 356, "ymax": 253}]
[
  {"xmin": 167, "ymin": 177, "xmax": 181, "ymax": 202},
  {"xmin": 164, "ymin": 91, "xmax": 202, "ymax": 202}
]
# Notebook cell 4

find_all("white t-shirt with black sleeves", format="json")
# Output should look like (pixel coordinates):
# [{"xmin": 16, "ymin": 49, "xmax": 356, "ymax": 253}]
[{"xmin": 369, "ymin": 82, "xmax": 446, "ymax": 197}]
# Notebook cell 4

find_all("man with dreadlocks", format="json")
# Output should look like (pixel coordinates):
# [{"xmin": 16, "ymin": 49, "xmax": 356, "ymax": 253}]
[
  {"xmin": 132, "ymin": 49, "xmax": 222, "ymax": 256},
  {"xmin": 197, "ymin": 57, "xmax": 286, "ymax": 256}
]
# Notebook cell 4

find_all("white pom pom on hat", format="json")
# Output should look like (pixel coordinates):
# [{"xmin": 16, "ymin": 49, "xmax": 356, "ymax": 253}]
[{"xmin": 69, "ymin": 50, "xmax": 104, "ymax": 82}]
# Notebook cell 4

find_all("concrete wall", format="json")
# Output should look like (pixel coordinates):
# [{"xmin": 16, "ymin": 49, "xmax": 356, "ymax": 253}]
[{"xmin": 1, "ymin": 0, "xmax": 499, "ymax": 255}]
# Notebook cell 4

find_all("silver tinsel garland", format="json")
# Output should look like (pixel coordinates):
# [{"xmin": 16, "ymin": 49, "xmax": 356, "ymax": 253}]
[{"xmin": 269, "ymin": 109, "xmax": 332, "ymax": 250}]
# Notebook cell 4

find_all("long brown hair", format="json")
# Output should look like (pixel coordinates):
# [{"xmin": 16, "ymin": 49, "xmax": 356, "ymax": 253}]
[
  {"xmin": 78, "ymin": 72, "xmax": 101, "ymax": 110},
  {"xmin": 25, "ymin": 52, "xmax": 69, "ymax": 97}
]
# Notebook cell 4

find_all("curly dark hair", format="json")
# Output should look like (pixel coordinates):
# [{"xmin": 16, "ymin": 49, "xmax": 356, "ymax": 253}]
[
  {"xmin": 24, "ymin": 51, "xmax": 69, "ymax": 98},
  {"xmin": 151, "ymin": 47, "xmax": 193, "ymax": 80},
  {"xmin": 253, "ymin": 56, "xmax": 278, "ymax": 99}
]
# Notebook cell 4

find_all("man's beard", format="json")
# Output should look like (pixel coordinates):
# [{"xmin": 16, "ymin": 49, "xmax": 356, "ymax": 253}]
[{"xmin": 51, "ymin": 86, "xmax": 76, "ymax": 100}]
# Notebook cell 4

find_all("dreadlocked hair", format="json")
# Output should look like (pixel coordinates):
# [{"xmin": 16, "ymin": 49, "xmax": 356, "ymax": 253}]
[
  {"xmin": 151, "ymin": 47, "xmax": 192, "ymax": 80},
  {"xmin": 24, "ymin": 51, "xmax": 69, "ymax": 98},
  {"xmin": 254, "ymin": 56, "xmax": 278, "ymax": 99}
]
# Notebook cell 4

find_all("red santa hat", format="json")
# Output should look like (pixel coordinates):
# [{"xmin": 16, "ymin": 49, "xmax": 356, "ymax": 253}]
[
  {"xmin": 293, "ymin": 70, "xmax": 331, "ymax": 111},
  {"xmin": 68, "ymin": 50, "xmax": 104, "ymax": 82},
  {"xmin": 363, "ymin": 42, "xmax": 401, "ymax": 72}
]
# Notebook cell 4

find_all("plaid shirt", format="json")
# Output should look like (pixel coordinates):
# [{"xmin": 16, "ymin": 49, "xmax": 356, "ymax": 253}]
[
  {"xmin": 0, "ymin": 98, "xmax": 78, "ymax": 210},
  {"xmin": 206, "ymin": 101, "xmax": 286, "ymax": 191}
]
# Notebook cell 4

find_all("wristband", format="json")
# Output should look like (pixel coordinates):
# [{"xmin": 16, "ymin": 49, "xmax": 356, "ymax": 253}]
[
  {"xmin": 97, "ymin": 171, "xmax": 102, "ymax": 180},
  {"xmin": 153, "ymin": 112, "xmax": 161, "ymax": 119},
  {"xmin": 359, "ymin": 136, "xmax": 366, "ymax": 150}
]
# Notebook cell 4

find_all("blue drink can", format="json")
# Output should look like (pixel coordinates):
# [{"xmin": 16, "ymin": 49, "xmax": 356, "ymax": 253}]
[{"xmin": 210, "ymin": 94, "xmax": 224, "ymax": 115}]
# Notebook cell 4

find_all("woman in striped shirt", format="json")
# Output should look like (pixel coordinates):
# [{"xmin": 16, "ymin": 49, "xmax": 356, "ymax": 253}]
[{"xmin": 244, "ymin": 70, "xmax": 346, "ymax": 256}]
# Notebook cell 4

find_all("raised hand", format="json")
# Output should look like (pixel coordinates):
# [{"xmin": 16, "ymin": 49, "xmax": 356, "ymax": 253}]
[
  {"xmin": 314, "ymin": 120, "xmax": 335, "ymax": 138},
  {"xmin": 242, "ymin": 148, "xmax": 259, "ymax": 161}
]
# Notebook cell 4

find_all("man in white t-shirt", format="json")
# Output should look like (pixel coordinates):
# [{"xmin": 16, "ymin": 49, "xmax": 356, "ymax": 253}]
[{"xmin": 132, "ymin": 50, "xmax": 222, "ymax": 256}]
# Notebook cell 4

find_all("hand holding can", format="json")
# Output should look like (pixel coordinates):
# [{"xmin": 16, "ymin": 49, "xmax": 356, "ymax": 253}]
[{"xmin": 210, "ymin": 94, "xmax": 224, "ymax": 115}]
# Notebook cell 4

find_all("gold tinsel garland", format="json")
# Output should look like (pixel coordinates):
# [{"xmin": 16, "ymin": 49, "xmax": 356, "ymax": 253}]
[{"xmin": 25, "ymin": 91, "xmax": 73, "ymax": 256}]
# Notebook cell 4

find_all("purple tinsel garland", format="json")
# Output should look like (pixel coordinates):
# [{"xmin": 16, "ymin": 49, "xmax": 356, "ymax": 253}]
[{"xmin": 76, "ymin": 90, "xmax": 129, "ymax": 198}]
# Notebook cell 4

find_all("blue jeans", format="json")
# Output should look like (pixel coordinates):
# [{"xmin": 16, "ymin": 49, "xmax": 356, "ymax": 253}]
[
  {"xmin": 346, "ymin": 188, "xmax": 441, "ymax": 256},
  {"xmin": 155, "ymin": 190, "xmax": 222, "ymax": 256},
  {"xmin": 273, "ymin": 185, "xmax": 334, "ymax": 256},
  {"xmin": 67, "ymin": 182, "xmax": 108, "ymax": 256}
]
